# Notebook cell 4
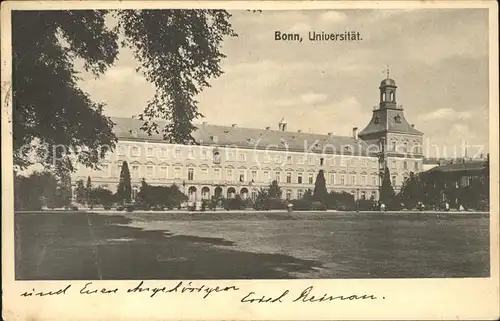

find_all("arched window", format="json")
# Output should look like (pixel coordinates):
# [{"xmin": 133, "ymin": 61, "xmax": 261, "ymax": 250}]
[{"xmin": 390, "ymin": 92, "xmax": 395, "ymax": 101}]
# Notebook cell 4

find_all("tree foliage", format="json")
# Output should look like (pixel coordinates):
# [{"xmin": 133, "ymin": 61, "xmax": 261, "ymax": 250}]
[
  {"xmin": 116, "ymin": 161, "xmax": 132, "ymax": 203},
  {"xmin": 12, "ymin": 10, "xmax": 118, "ymax": 170},
  {"xmin": 15, "ymin": 171, "xmax": 65, "ymax": 210},
  {"xmin": 74, "ymin": 179, "xmax": 86, "ymax": 204},
  {"xmin": 313, "ymin": 170, "xmax": 328, "ymax": 204},
  {"xmin": 268, "ymin": 180, "xmax": 282, "ymax": 198},
  {"xmin": 12, "ymin": 10, "xmax": 236, "ymax": 170},
  {"xmin": 379, "ymin": 166, "xmax": 396, "ymax": 207}
]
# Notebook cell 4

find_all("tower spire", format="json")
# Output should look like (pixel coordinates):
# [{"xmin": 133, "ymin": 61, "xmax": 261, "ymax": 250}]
[{"xmin": 386, "ymin": 65, "xmax": 390, "ymax": 79}]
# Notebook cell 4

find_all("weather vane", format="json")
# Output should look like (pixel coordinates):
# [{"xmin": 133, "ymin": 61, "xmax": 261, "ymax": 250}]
[{"xmin": 386, "ymin": 65, "xmax": 390, "ymax": 79}]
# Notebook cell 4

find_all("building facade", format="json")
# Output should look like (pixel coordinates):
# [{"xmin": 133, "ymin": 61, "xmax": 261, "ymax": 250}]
[{"xmin": 72, "ymin": 76, "xmax": 425, "ymax": 202}]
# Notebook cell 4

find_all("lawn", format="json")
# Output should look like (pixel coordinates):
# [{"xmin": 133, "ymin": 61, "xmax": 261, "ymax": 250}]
[{"xmin": 15, "ymin": 211, "xmax": 490, "ymax": 280}]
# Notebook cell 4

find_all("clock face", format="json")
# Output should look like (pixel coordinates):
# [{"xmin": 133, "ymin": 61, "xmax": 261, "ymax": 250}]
[{"xmin": 394, "ymin": 115, "xmax": 401, "ymax": 123}]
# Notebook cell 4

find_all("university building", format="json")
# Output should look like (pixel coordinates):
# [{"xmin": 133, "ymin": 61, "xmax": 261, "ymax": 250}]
[{"xmin": 72, "ymin": 76, "xmax": 425, "ymax": 202}]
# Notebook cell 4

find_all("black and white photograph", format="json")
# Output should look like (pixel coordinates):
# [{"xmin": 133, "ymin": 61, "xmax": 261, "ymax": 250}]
[{"xmin": 2, "ymin": 1, "xmax": 499, "ymax": 320}]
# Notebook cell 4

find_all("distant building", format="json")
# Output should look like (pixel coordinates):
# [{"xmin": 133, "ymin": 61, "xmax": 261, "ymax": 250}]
[
  {"xmin": 72, "ymin": 76, "xmax": 425, "ymax": 202},
  {"xmin": 426, "ymin": 159, "xmax": 487, "ymax": 189}
]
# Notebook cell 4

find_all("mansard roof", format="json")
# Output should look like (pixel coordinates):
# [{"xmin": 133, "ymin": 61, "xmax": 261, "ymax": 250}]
[
  {"xmin": 426, "ymin": 160, "xmax": 486, "ymax": 173},
  {"xmin": 111, "ymin": 117, "xmax": 376, "ymax": 156},
  {"xmin": 359, "ymin": 107, "xmax": 423, "ymax": 137}
]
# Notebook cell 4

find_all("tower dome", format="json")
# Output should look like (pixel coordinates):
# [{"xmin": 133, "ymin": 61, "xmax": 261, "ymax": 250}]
[{"xmin": 380, "ymin": 78, "xmax": 396, "ymax": 87}]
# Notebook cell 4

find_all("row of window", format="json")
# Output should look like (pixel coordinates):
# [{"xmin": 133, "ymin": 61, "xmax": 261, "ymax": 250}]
[{"xmin": 92, "ymin": 164, "xmax": 417, "ymax": 186}]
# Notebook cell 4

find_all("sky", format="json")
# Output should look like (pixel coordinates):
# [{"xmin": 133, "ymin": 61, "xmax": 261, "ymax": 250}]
[{"xmin": 78, "ymin": 8, "xmax": 490, "ymax": 159}]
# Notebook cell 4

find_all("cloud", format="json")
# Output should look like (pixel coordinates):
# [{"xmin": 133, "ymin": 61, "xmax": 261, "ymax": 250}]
[
  {"xmin": 300, "ymin": 92, "xmax": 328, "ymax": 104},
  {"xmin": 290, "ymin": 22, "xmax": 311, "ymax": 33},
  {"xmin": 418, "ymin": 108, "xmax": 472, "ymax": 121},
  {"xmin": 319, "ymin": 10, "xmax": 348, "ymax": 24}
]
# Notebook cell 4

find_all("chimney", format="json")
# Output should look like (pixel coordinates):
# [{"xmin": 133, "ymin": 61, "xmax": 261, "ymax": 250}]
[
  {"xmin": 327, "ymin": 132, "xmax": 333, "ymax": 137},
  {"xmin": 297, "ymin": 129, "xmax": 302, "ymax": 133},
  {"xmin": 232, "ymin": 124, "xmax": 237, "ymax": 128},
  {"xmin": 265, "ymin": 126, "xmax": 270, "ymax": 130},
  {"xmin": 352, "ymin": 127, "xmax": 358, "ymax": 140},
  {"xmin": 411, "ymin": 124, "xmax": 415, "ymax": 128},
  {"xmin": 202, "ymin": 121, "xmax": 208, "ymax": 125}
]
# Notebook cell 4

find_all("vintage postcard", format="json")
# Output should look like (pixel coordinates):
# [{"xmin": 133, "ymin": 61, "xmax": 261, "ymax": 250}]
[{"xmin": 2, "ymin": 0, "xmax": 499, "ymax": 320}]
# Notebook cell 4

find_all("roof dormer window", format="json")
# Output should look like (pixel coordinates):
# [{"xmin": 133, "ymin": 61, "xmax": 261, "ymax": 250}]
[{"xmin": 130, "ymin": 130, "xmax": 138, "ymax": 137}]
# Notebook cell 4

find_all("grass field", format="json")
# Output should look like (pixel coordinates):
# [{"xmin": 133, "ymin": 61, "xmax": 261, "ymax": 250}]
[{"xmin": 15, "ymin": 211, "xmax": 490, "ymax": 280}]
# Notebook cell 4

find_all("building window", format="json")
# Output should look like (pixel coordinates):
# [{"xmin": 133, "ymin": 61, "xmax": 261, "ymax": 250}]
[
  {"xmin": 392, "ymin": 176, "xmax": 397, "ymax": 186},
  {"xmin": 200, "ymin": 168, "xmax": 208, "ymax": 180},
  {"xmin": 297, "ymin": 172, "xmax": 303, "ymax": 184},
  {"xmin": 340, "ymin": 174, "xmax": 345, "ymax": 185},
  {"xmin": 132, "ymin": 165, "xmax": 139, "ymax": 178},
  {"xmin": 391, "ymin": 160, "xmax": 397, "ymax": 169},
  {"xmin": 227, "ymin": 150, "xmax": 235, "ymax": 161},
  {"xmin": 174, "ymin": 167, "xmax": 181, "ymax": 179},
  {"xmin": 117, "ymin": 146, "xmax": 125, "ymax": 156},
  {"xmin": 251, "ymin": 190, "xmax": 257, "ymax": 201},
  {"xmin": 275, "ymin": 171, "xmax": 281, "ymax": 183},
  {"xmin": 329, "ymin": 173, "xmax": 335, "ymax": 185},
  {"xmin": 275, "ymin": 155, "xmax": 281, "ymax": 164},
  {"xmin": 131, "ymin": 146, "xmax": 139, "ymax": 157},
  {"xmin": 320, "ymin": 158, "xmax": 324, "ymax": 166},
  {"xmin": 187, "ymin": 149, "xmax": 194, "ymax": 159},
  {"xmin": 287, "ymin": 156, "xmax": 292, "ymax": 165},
  {"xmin": 214, "ymin": 168, "xmax": 221, "ymax": 181},
  {"xmin": 263, "ymin": 171, "xmax": 270, "ymax": 182},
  {"xmin": 392, "ymin": 141, "xmax": 397, "ymax": 151},
  {"xmin": 372, "ymin": 160, "xmax": 378, "ymax": 169},
  {"xmin": 286, "ymin": 172, "xmax": 292, "ymax": 183},
  {"xmin": 350, "ymin": 158, "xmax": 357, "ymax": 167},
  {"xmin": 308, "ymin": 156, "xmax": 314, "ymax": 165},
  {"xmin": 361, "ymin": 175, "xmax": 366, "ymax": 186},
  {"xmin": 297, "ymin": 189, "xmax": 304, "ymax": 199},
  {"xmin": 201, "ymin": 149, "xmax": 208, "ymax": 161},
  {"xmin": 161, "ymin": 148, "xmax": 168, "ymax": 158},
  {"xmin": 403, "ymin": 161, "xmax": 408, "ymax": 170},
  {"xmin": 251, "ymin": 170, "xmax": 257, "ymax": 182},
  {"xmin": 252, "ymin": 153, "xmax": 260, "ymax": 163},
  {"xmin": 297, "ymin": 156, "xmax": 304, "ymax": 164},
  {"xmin": 238, "ymin": 152, "xmax": 246, "ymax": 162},
  {"xmin": 132, "ymin": 186, "xmax": 138, "ymax": 200},
  {"xmin": 174, "ymin": 148, "xmax": 181, "ymax": 159},
  {"xmin": 239, "ymin": 171, "xmax": 245, "ymax": 182},
  {"xmin": 350, "ymin": 175, "xmax": 356, "ymax": 186},
  {"xmin": 226, "ymin": 169, "xmax": 233, "ymax": 181},
  {"xmin": 414, "ymin": 162, "xmax": 419, "ymax": 171},
  {"xmin": 403, "ymin": 142, "xmax": 408, "ymax": 153},
  {"xmin": 188, "ymin": 168, "xmax": 194, "ymax": 181},
  {"xmin": 308, "ymin": 173, "xmax": 314, "ymax": 184},
  {"xmin": 147, "ymin": 147, "xmax": 154, "ymax": 157},
  {"xmin": 372, "ymin": 174, "xmax": 377, "ymax": 186},
  {"xmin": 263, "ymin": 154, "xmax": 271, "ymax": 163},
  {"xmin": 101, "ymin": 164, "xmax": 109, "ymax": 177},
  {"xmin": 361, "ymin": 159, "xmax": 368, "ymax": 168},
  {"xmin": 160, "ymin": 166, "xmax": 168, "ymax": 179},
  {"xmin": 286, "ymin": 190, "xmax": 292, "ymax": 200},
  {"xmin": 146, "ymin": 165, "xmax": 154, "ymax": 177},
  {"xmin": 340, "ymin": 157, "xmax": 347, "ymax": 167},
  {"xmin": 117, "ymin": 164, "xmax": 122, "ymax": 177}
]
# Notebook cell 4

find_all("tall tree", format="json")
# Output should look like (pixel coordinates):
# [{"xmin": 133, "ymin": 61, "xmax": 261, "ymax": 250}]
[
  {"xmin": 117, "ymin": 161, "xmax": 132, "ymax": 204},
  {"xmin": 268, "ymin": 180, "xmax": 282, "ymax": 198},
  {"xmin": 85, "ymin": 176, "xmax": 92, "ymax": 205},
  {"xmin": 380, "ymin": 167, "xmax": 396, "ymax": 207},
  {"xmin": 313, "ymin": 170, "xmax": 328, "ymax": 204},
  {"xmin": 12, "ymin": 10, "xmax": 237, "ymax": 171},
  {"xmin": 137, "ymin": 178, "xmax": 149, "ymax": 205},
  {"xmin": 399, "ymin": 171, "xmax": 419, "ymax": 209},
  {"xmin": 74, "ymin": 179, "xmax": 86, "ymax": 204}
]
